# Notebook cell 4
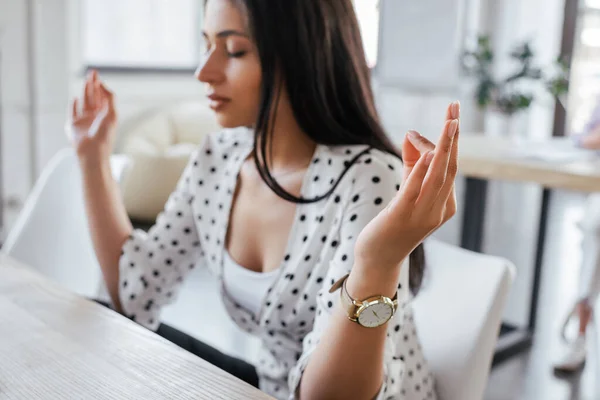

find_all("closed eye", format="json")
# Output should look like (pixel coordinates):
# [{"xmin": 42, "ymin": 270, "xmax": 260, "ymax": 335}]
[{"xmin": 228, "ymin": 51, "xmax": 247, "ymax": 58}]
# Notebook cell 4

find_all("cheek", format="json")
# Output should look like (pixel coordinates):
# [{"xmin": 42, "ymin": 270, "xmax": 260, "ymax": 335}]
[
  {"xmin": 212, "ymin": 58, "xmax": 263, "ymax": 129},
  {"xmin": 229, "ymin": 62, "xmax": 262, "ymax": 115}
]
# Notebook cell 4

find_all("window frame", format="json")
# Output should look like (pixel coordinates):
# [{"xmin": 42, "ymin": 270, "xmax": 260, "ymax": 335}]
[
  {"xmin": 80, "ymin": 0, "xmax": 380, "ymax": 75},
  {"xmin": 80, "ymin": 0, "xmax": 203, "ymax": 74}
]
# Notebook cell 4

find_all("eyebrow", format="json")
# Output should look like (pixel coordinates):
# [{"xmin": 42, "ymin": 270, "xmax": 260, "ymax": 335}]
[{"xmin": 202, "ymin": 30, "xmax": 249, "ymax": 39}]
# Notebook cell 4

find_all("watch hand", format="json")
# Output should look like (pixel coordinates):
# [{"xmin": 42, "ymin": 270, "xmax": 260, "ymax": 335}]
[{"xmin": 373, "ymin": 310, "xmax": 379, "ymax": 318}]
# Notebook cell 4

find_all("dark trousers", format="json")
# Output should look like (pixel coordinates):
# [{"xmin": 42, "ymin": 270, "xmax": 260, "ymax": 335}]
[{"xmin": 94, "ymin": 300, "xmax": 259, "ymax": 388}]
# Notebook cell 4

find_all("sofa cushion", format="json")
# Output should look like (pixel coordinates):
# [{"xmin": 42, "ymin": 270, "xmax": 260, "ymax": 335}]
[{"xmin": 117, "ymin": 102, "xmax": 221, "ymax": 222}]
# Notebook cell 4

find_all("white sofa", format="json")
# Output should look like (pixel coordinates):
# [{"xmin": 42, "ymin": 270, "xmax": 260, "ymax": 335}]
[{"xmin": 116, "ymin": 102, "xmax": 221, "ymax": 222}]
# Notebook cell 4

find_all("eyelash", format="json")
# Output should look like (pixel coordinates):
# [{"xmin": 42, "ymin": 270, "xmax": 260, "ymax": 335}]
[
  {"xmin": 203, "ymin": 46, "xmax": 246, "ymax": 59},
  {"xmin": 228, "ymin": 51, "xmax": 247, "ymax": 58}
]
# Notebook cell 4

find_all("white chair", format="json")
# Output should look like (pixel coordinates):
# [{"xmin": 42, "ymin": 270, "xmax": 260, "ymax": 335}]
[
  {"xmin": 1, "ymin": 146, "xmax": 260, "ymax": 362},
  {"xmin": 414, "ymin": 238, "xmax": 515, "ymax": 400},
  {"xmin": 2, "ymin": 148, "xmax": 129, "ymax": 298}
]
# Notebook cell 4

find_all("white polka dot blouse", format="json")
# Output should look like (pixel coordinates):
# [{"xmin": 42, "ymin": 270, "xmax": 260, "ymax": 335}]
[{"xmin": 119, "ymin": 127, "xmax": 437, "ymax": 400}]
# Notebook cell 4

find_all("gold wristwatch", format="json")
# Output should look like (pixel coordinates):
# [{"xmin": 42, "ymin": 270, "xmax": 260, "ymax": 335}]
[{"xmin": 329, "ymin": 273, "xmax": 398, "ymax": 328}]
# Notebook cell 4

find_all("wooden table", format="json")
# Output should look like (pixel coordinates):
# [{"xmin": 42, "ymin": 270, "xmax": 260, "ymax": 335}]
[
  {"xmin": 0, "ymin": 256, "xmax": 274, "ymax": 400},
  {"xmin": 458, "ymin": 134, "xmax": 600, "ymax": 365}
]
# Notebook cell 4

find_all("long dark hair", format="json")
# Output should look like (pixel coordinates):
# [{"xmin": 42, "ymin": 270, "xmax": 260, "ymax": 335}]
[{"xmin": 212, "ymin": 0, "xmax": 425, "ymax": 294}]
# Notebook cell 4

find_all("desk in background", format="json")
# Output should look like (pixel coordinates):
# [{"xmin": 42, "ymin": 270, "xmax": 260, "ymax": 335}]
[{"xmin": 458, "ymin": 134, "xmax": 600, "ymax": 365}]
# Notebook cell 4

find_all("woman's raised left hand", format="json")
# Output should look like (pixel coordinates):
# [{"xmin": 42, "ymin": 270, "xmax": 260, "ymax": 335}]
[{"xmin": 354, "ymin": 101, "xmax": 460, "ymax": 271}]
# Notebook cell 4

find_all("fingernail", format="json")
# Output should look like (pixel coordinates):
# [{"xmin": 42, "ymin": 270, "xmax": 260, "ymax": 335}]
[
  {"xmin": 452, "ymin": 101, "xmax": 460, "ymax": 119},
  {"xmin": 408, "ymin": 130, "xmax": 420, "ymax": 139},
  {"xmin": 448, "ymin": 119, "xmax": 458, "ymax": 138}
]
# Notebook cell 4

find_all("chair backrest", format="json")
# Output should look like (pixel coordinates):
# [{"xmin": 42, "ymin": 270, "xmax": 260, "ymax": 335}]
[
  {"xmin": 2, "ymin": 149, "xmax": 129, "ymax": 298},
  {"xmin": 413, "ymin": 238, "xmax": 515, "ymax": 400}
]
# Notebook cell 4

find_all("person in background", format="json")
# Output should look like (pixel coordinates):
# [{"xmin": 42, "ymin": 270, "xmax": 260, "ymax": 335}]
[
  {"xmin": 573, "ymin": 96, "xmax": 600, "ymax": 150},
  {"xmin": 554, "ymin": 95, "xmax": 600, "ymax": 373},
  {"xmin": 67, "ymin": 0, "xmax": 460, "ymax": 398}
]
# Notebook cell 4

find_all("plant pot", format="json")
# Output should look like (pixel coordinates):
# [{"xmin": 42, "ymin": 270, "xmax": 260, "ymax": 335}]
[{"xmin": 484, "ymin": 111, "xmax": 529, "ymax": 145}]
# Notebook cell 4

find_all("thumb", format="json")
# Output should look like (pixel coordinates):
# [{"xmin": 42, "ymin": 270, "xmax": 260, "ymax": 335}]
[
  {"xmin": 402, "ymin": 131, "xmax": 422, "ymax": 167},
  {"xmin": 93, "ymin": 105, "xmax": 115, "ymax": 141},
  {"xmin": 99, "ymin": 82, "xmax": 117, "ymax": 118},
  {"xmin": 94, "ymin": 83, "xmax": 117, "ymax": 140}
]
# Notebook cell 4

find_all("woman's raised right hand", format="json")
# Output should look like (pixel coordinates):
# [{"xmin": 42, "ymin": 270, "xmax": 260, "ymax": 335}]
[{"xmin": 67, "ymin": 70, "xmax": 118, "ymax": 164}]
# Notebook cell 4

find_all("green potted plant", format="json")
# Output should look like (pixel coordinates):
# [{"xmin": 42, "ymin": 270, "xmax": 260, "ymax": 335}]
[{"xmin": 462, "ymin": 35, "xmax": 569, "ymax": 140}]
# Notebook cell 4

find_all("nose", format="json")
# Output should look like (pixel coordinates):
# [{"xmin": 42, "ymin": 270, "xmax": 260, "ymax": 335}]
[{"xmin": 195, "ymin": 51, "xmax": 224, "ymax": 84}]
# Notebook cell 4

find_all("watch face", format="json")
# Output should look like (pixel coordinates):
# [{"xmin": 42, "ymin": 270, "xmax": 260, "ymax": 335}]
[{"xmin": 357, "ymin": 302, "xmax": 394, "ymax": 328}]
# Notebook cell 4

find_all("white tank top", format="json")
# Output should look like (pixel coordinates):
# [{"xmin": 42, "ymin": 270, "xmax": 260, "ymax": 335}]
[{"xmin": 222, "ymin": 251, "xmax": 279, "ymax": 316}]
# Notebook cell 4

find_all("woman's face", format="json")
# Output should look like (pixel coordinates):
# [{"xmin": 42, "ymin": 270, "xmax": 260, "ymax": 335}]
[{"xmin": 196, "ymin": 0, "xmax": 262, "ymax": 128}]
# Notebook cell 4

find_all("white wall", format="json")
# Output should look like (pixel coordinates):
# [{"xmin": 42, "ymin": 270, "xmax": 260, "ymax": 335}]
[
  {"xmin": 0, "ymin": 0, "xmax": 35, "ymax": 231},
  {"xmin": 0, "ymin": 0, "xmax": 567, "ymax": 262},
  {"xmin": 375, "ymin": 0, "xmax": 567, "ymax": 326},
  {"xmin": 33, "ymin": 0, "xmax": 70, "ymax": 187},
  {"xmin": 374, "ymin": 0, "xmax": 485, "ymax": 245},
  {"xmin": 66, "ymin": 0, "xmax": 205, "ymax": 125},
  {"xmin": 0, "ymin": 0, "xmax": 77, "ymax": 230},
  {"xmin": 0, "ymin": 0, "xmax": 208, "ymax": 234},
  {"xmin": 478, "ymin": 0, "xmax": 567, "ymax": 326},
  {"xmin": 475, "ymin": 0, "xmax": 566, "ymax": 326}
]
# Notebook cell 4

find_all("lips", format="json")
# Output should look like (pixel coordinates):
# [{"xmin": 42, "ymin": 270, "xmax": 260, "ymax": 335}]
[
  {"xmin": 207, "ymin": 93, "xmax": 231, "ymax": 111},
  {"xmin": 207, "ymin": 93, "xmax": 230, "ymax": 102}
]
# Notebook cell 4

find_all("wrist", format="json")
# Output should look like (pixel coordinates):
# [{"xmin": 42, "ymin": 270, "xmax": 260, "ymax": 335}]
[
  {"xmin": 78, "ymin": 153, "xmax": 113, "ymax": 180},
  {"xmin": 345, "ymin": 259, "xmax": 403, "ymax": 299}
]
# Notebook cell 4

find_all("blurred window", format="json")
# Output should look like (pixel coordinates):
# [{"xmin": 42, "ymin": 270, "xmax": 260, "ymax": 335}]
[
  {"xmin": 82, "ymin": 0, "xmax": 201, "ymax": 70},
  {"xmin": 81, "ymin": 0, "xmax": 380, "ymax": 70},
  {"xmin": 354, "ymin": 0, "xmax": 381, "ymax": 68},
  {"xmin": 566, "ymin": 0, "xmax": 600, "ymax": 133}
]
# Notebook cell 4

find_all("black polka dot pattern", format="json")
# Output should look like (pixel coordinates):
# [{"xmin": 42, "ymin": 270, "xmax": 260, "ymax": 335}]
[
  {"xmin": 116, "ymin": 143, "xmax": 212, "ymax": 330},
  {"xmin": 284, "ymin": 148, "xmax": 434, "ymax": 399},
  {"xmin": 117, "ymin": 132, "xmax": 435, "ymax": 400}
]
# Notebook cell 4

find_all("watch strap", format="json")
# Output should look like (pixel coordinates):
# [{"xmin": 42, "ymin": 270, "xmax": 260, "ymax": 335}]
[{"xmin": 329, "ymin": 273, "xmax": 398, "ymax": 321}]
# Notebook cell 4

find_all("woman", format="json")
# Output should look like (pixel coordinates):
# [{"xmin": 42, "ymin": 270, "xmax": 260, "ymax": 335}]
[
  {"xmin": 554, "ymin": 96, "xmax": 600, "ymax": 373},
  {"xmin": 69, "ymin": 0, "xmax": 459, "ymax": 399}
]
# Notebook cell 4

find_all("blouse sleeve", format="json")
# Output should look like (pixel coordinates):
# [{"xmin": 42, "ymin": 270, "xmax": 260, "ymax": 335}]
[
  {"xmin": 287, "ymin": 153, "xmax": 412, "ymax": 399},
  {"xmin": 118, "ymin": 149, "xmax": 203, "ymax": 330}
]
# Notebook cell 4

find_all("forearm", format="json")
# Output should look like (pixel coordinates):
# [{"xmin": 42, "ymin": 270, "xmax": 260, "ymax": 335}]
[
  {"xmin": 80, "ymin": 157, "xmax": 133, "ymax": 311},
  {"xmin": 299, "ymin": 261, "xmax": 402, "ymax": 400}
]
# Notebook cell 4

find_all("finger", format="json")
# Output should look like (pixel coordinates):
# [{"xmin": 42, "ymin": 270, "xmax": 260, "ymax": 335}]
[
  {"xmin": 443, "ymin": 187, "xmax": 457, "ymax": 222},
  {"xmin": 69, "ymin": 113, "xmax": 95, "ymax": 143},
  {"xmin": 407, "ymin": 130, "xmax": 435, "ymax": 155},
  {"xmin": 99, "ymin": 82, "xmax": 115, "ymax": 114},
  {"xmin": 94, "ymin": 82, "xmax": 117, "ymax": 139},
  {"xmin": 71, "ymin": 98, "xmax": 78, "ymax": 120},
  {"xmin": 402, "ymin": 132, "xmax": 421, "ymax": 163},
  {"xmin": 91, "ymin": 70, "xmax": 102, "ymax": 110},
  {"xmin": 445, "ymin": 101, "xmax": 460, "ymax": 121},
  {"xmin": 402, "ymin": 135, "xmax": 416, "ymax": 182},
  {"xmin": 73, "ymin": 113, "xmax": 95, "ymax": 128},
  {"xmin": 421, "ymin": 119, "xmax": 458, "ymax": 202},
  {"xmin": 83, "ymin": 76, "xmax": 93, "ymax": 112},
  {"xmin": 395, "ymin": 151, "xmax": 434, "ymax": 208},
  {"xmin": 89, "ymin": 76, "xmax": 97, "ymax": 110},
  {"xmin": 66, "ymin": 98, "xmax": 79, "ymax": 142},
  {"xmin": 93, "ymin": 81, "xmax": 102, "ymax": 111},
  {"xmin": 437, "ymin": 118, "xmax": 460, "ymax": 204}
]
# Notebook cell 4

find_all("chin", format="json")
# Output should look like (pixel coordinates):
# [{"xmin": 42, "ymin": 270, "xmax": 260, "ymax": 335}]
[{"xmin": 214, "ymin": 113, "xmax": 255, "ymax": 129}]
